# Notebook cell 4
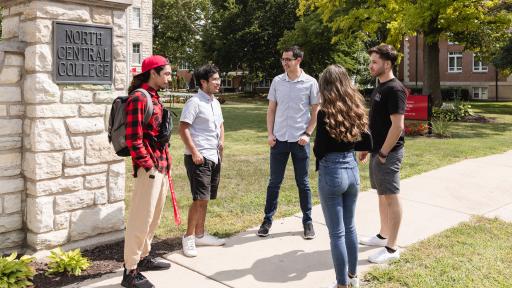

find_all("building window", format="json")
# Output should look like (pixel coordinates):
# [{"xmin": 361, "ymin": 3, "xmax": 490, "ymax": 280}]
[
  {"xmin": 448, "ymin": 52, "xmax": 463, "ymax": 72},
  {"xmin": 473, "ymin": 55, "xmax": 488, "ymax": 72},
  {"xmin": 221, "ymin": 77, "xmax": 232, "ymax": 88},
  {"xmin": 132, "ymin": 43, "xmax": 141, "ymax": 64},
  {"xmin": 132, "ymin": 7, "xmax": 141, "ymax": 29},
  {"xmin": 179, "ymin": 62, "xmax": 191, "ymax": 70},
  {"xmin": 472, "ymin": 87, "xmax": 488, "ymax": 99}
]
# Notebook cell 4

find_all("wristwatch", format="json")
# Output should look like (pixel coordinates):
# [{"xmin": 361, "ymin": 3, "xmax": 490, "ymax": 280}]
[
  {"xmin": 378, "ymin": 150, "xmax": 388, "ymax": 159},
  {"xmin": 303, "ymin": 131, "xmax": 311, "ymax": 137}
]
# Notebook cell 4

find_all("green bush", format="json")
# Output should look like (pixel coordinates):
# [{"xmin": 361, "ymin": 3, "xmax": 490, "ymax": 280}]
[
  {"xmin": 432, "ymin": 100, "xmax": 473, "ymax": 122},
  {"xmin": 431, "ymin": 117, "xmax": 452, "ymax": 138},
  {"xmin": 0, "ymin": 253, "xmax": 35, "ymax": 288},
  {"xmin": 46, "ymin": 248, "xmax": 91, "ymax": 276}
]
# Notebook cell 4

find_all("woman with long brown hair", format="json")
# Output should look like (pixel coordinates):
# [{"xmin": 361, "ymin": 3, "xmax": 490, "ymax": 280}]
[{"xmin": 313, "ymin": 64, "xmax": 370, "ymax": 288}]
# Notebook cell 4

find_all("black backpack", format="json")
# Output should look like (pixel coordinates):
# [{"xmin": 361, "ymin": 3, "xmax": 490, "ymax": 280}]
[{"xmin": 108, "ymin": 88, "xmax": 153, "ymax": 157}]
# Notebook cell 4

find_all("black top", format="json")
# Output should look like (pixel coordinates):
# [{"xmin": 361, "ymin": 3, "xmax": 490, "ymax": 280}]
[
  {"xmin": 369, "ymin": 78, "xmax": 407, "ymax": 153},
  {"xmin": 313, "ymin": 110, "xmax": 372, "ymax": 171}
]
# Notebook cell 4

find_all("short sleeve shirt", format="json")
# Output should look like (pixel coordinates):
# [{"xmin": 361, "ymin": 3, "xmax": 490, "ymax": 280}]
[
  {"xmin": 369, "ymin": 78, "xmax": 407, "ymax": 152},
  {"xmin": 180, "ymin": 89, "xmax": 224, "ymax": 164},
  {"xmin": 267, "ymin": 71, "xmax": 320, "ymax": 142}
]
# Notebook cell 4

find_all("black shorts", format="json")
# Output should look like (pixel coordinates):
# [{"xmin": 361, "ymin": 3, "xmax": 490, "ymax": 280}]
[
  {"xmin": 369, "ymin": 148, "xmax": 404, "ymax": 195},
  {"xmin": 184, "ymin": 155, "xmax": 221, "ymax": 201}
]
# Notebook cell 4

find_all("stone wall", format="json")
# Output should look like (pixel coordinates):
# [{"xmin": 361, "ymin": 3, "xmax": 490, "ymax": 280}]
[{"xmin": 0, "ymin": 0, "xmax": 134, "ymax": 252}]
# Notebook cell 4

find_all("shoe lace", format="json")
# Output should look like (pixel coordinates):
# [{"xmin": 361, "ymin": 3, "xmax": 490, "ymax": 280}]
[{"xmin": 186, "ymin": 238, "xmax": 196, "ymax": 250}]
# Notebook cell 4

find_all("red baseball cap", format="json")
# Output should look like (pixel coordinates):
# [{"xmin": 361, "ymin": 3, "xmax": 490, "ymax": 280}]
[{"xmin": 141, "ymin": 55, "xmax": 169, "ymax": 74}]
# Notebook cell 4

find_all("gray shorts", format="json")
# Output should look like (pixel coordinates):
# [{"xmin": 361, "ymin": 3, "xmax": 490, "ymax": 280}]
[{"xmin": 369, "ymin": 148, "xmax": 404, "ymax": 195}]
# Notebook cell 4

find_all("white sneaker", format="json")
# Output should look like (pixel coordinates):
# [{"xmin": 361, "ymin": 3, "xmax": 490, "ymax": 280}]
[
  {"xmin": 368, "ymin": 247, "xmax": 400, "ymax": 264},
  {"xmin": 195, "ymin": 232, "xmax": 226, "ymax": 246},
  {"xmin": 349, "ymin": 276, "xmax": 360, "ymax": 287},
  {"xmin": 359, "ymin": 235, "xmax": 387, "ymax": 247},
  {"xmin": 182, "ymin": 235, "xmax": 197, "ymax": 257}
]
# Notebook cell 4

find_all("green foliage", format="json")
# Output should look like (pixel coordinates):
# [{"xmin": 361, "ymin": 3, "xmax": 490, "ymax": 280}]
[
  {"xmin": 433, "ymin": 101, "xmax": 473, "ymax": 122},
  {"xmin": 431, "ymin": 117, "xmax": 452, "ymax": 138},
  {"xmin": 0, "ymin": 253, "xmax": 35, "ymax": 288},
  {"xmin": 46, "ymin": 248, "xmax": 91, "ymax": 276}
]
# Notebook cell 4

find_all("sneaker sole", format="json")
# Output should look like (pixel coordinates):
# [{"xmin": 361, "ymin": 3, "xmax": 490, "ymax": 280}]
[
  {"xmin": 359, "ymin": 241, "xmax": 386, "ymax": 247},
  {"xmin": 303, "ymin": 235, "xmax": 316, "ymax": 240},
  {"xmin": 257, "ymin": 232, "xmax": 269, "ymax": 237}
]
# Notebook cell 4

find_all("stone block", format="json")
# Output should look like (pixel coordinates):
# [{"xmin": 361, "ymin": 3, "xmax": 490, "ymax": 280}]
[
  {"xmin": 0, "ymin": 214, "xmax": 22, "ymax": 233},
  {"xmin": 23, "ymin": 152, "xmax": 63, "ymax": 180},
  {"xmin": 70, "ymin": 136, "xmax": 84, "ymax": 149},
  {"xmin": 85, "ymin": 173, "xmax": 107, "ymax": 189},
  {"xmin": 24, "ymin": 74, "xmax": 60, "ymax": 104},
  {"xmin": 113, "ymin": 38, "xmax": 126, "ymax": 60},
  {"xmin": 0, "ymin": 105, "xmax": 6, "ymax": 116},
  {"xmin": 108, "ymin": 161, "xmax": 125, "ymax": 202},
  {"xmin": 94, "ymin": 188, "xmax": 108, "ymax": 205},
  {"xmin": 23, "ymin": 1, "xmax": 90, "ymax": 22},
  {"xmin": 23, "ymin": 120, "xmax": 31, "ymax": 135},
  {"xmin": 54, "ymin": 213, "xmax": 70, "ymax": 230},
  {"xmin": 9, "ymin": 105, "xmax": 24, "ymax": 116},
  {"xmin": 30, "ymin": 119, "xmax": 71, "ymax": 152},
  {"xmin": 26, "ymin": 196, "xmax": 54, "ymax": 233},
  {"xmin": 85, "ymin": 134, "xmax": 120, "ymax": 164},
  {"xmin": 94, "ymin": 91, "xmax": 115, "ymax": 103},
  {"xmin": 0, "ymin": 178, "xmax": 24, "ymax": 194},
  {"xmin": 64, "ymin": 150, "xmax": 84, "ymax": 166},
  {"xmin": 9, "ymin": 3, "xmax": 30, "ymax": 15},
  {"xmin": 26, "ymin": 177, "xmax": 82, "ymax": 196},
  {"xmin": 92, "ymin": 7, "xmax": 112, "ymax": 24},
  {"xmin": 0, "ymin": 153, "xmax": 21, "ymax": 177},
  {"xmin": 1, "ymin": 16, "xmax": 19, "ymax": 39},
  {"xmin": 113, "ymin": 10, "xmax": 126, "ymax": 36},
  {"xmin": 20, "ymin": 19, "xmax": 52, "ymax": 43},
  {"xmin": 64, "ymin": 164, "xmax": 108, "ymax": 177},
  {"xmin": 0, "ymin": 231, "xmax": 25, "ymax": 249},
  {"xmin": 55, "ymin": 191, "xmax": 95, "ymax": 213},
  {"xmin": 114, "ymin": 62, "xmax": 127, "ymax": 89},
  {"xmin": 70, "ymin": 201, "xmax": 124, "ymax": 241},
  {"xmin": 27, "ymin": 230, "xmax": 69, "ymax": 250},
  {"xmin": 4, "ymin": 54, "xmax": 24, "ymax": 66},
  {"xmin": 3, "ymin": 194, "xmax": 22, "ymax": 214},
  {"xmin": 26, "ymin": 104, "xmax": 78, "ymax": 118},
  {"xmin": 25, "ymin": 44, "xmax": 52, "ymax": 72},
  {"xmin": 66, "ymin": 117, "xmax": 105, "ymax": 134},
  {"xmin": 0, "ymin": 136, "xmax": 22, "ymax": 151},
  {"xmin": 0, "ymin": 119, "xmax": 22, "ymax": 136},
  {"xmin": 80, "ymin": 104, "xmax": 106, "ymax": 117},
  {"xmin": 0, "ymin": 87, "xmax": 22, "ymax": 102},
  {"xmin": 63, "ymin": 90, "xmax": 93, "ymax": 103},
  {"xmin": 0, "ymin": 67, "xmax": 21, "ymax": 84}
]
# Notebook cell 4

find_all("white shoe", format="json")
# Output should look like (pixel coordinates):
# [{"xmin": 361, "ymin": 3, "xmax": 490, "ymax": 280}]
[
  {"xmin": 368, "ymin": 247, "xmax": 400, "ymax": 264},
  {"xmin": 349, "ymin": 276, "xmax": 360, "ymax": 287},
  {"xmin": 359, "ymin": 235, "xmax": 387, "ymax": 247},
  {"xmin": 195, "ymin": 232, "xmax": 226, "ymax": 246},
  {"xmin": 182, "ymin": 235, "xmax": 197, "ymax": 257}
]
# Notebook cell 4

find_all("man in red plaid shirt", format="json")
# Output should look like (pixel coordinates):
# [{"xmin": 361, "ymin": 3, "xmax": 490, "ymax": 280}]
[{"xmin": 122, "ymin": 55, "xmax": 172, "ymax": 288}]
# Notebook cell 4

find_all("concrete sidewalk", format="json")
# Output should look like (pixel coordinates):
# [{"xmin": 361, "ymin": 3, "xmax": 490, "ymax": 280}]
[{"xmin": 65, "ymin": 150, "xmax": 512, "ymax": 288}]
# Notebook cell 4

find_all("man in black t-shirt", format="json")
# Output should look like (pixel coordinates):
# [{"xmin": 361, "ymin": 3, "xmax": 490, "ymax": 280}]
[{"xmin": 358, "ymin": 44, "xmax": 407, "ymax": 264}]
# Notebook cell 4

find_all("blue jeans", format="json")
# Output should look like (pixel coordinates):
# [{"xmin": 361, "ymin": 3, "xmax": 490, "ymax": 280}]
[
  {"xmin": 264, "ymin": 140, "xmax": 312, "ymax": 224},
  {"xmin": 318, "ymin": 152, "xmax": 359, "ymax": 286}
]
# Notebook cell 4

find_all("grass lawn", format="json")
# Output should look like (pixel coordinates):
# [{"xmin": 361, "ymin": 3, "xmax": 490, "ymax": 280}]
[
  {"xmin": 124, "ymin": 98, "xmax": 512, "ymax": 239},
  {"xmin": 363, "ymin": 217, "xmax": 512, "ymax": 288}
]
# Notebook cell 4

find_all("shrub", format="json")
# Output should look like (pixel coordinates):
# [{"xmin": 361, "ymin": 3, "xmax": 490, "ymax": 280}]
[
  {"xmin": 404, "ymin": 122, "xmax": 429, "ymax": 136},
  {"xmin": 0, "ymin": 253, "xmax": 35, "ymax": 288},
  {"xmin": 46, "ymin": 248, "xmax": 91, "ymax": 276},
  {"xmin": 433, "ymin": 101, "xmax": 473, "ymax": 122},
  {"xmin": 432, "ymin": 117, "xmax": 452, "ymax": 138}
]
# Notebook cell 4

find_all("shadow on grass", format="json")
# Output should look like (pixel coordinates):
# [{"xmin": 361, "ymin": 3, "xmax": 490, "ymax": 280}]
[{"xmin": 449, "ymin": 122, "xmax": 512, "ymax": 139}]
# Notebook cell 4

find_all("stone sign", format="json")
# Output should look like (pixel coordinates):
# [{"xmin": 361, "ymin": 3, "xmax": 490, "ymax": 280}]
[{"xmin": 54, "ymin": 22, "xmax": 113, "ymax": 84}]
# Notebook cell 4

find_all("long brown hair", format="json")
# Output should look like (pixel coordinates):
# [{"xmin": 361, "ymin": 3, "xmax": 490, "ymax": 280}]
[
  {"xmin": 128, "ymin": 65, "xmax": 166, "ymax": 94},
  {"xmin": 319, "ymin": 64, "xmax": 368, "ymax": 142}
]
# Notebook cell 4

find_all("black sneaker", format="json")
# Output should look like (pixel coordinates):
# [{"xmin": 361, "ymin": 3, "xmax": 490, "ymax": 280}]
[
  {"xmin": 137, "ymin": 256, "xmax": 171, "ymax": 271},
  {"xmin": 121, "ymin": 267, "xmax": 155, "ymax": 288},
  {"xmin": 303, "ymin": 222, "xmax": 315, "ymax": 239},
  {"xmin": 257, "ymin": 221, "xmax": 272, "ymax": 237}
]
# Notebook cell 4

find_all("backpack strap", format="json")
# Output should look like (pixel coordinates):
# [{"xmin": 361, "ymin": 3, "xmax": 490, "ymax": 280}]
[{"xmin": 134, "ymin": 88, "xmax": 154, "ymax": 125}]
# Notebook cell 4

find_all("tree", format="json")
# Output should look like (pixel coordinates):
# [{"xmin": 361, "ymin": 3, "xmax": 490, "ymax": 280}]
[
  {"xmin": 202, "ymin": 0, "xmax": 299, "ymax": 85},
  {"xmin": 301, "ymin": 0, "xmax": 512, "ymax": 106},
  {"xmin": 278, "ymin": 10, "xmax": 372, "ymax": 85},
  {"xmin": 153, "ymin": 0, "xmax": 212, "ymax": 68}
]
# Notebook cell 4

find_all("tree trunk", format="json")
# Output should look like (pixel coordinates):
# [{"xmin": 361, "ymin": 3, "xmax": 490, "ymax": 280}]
[{"xmin": 422, "ymin": 39, "xmax": 442, "ymax": 107}]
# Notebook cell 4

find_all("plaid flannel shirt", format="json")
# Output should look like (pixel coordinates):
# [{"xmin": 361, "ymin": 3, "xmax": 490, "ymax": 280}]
[{"xmin": 125, "ymin": 83, "xmax": 169, "ymax": 177}]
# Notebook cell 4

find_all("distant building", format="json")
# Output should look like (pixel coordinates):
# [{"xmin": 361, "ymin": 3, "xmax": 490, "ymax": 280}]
[{"xmin": 128, "ymin": 0, "xmax": 153, "ymax": 76}]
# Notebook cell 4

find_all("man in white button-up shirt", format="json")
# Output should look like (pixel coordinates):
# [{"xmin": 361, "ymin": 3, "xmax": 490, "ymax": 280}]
[
  {"xmin": 257, "ymin": 46, "xmax": 320, "ymax": 239},
  {"xmin": 179, "ymin": 64, "xmax": 226, "ymax": 257}
]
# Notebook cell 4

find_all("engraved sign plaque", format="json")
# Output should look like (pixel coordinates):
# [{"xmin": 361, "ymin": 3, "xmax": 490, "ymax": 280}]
[{"xmin": 54, "ymin": 22, "xmax": 113, "ymax": 84}]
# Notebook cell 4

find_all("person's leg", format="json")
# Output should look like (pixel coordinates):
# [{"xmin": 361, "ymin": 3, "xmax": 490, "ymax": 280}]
[
  {"xmin": 344, "ymin": 167, "xmax": 360, "ymax": 279},
  {"xmin": 291, "ymin": 142, "xmax": 312, "ymax": 224},
  {"xmin": 318, "ymin": 157, "xmax": 350, "ymax": 286},
  {"xmin": 184, "ymin": 155, "xmax": 212, "ymax": 237},
  {"xmin": 263, "ymin": 140, "xmax": 290, "ymax": 223},
  {"xmin": 378, "ymin": 195, "xmax": 390, "ymax": 238},
  {"xmin": 187, "ymin": 200, "xmax": 208, "ymax": 237},
  {"xmin": 383, "ymin": 194, "xmax": 402, "ymax": 248},
  {"xmin": 124, "ymin": 168, "xmax": 162, "ymax": 270},
  {"xmin": 141, "ymin": 171, "xmax": 169, "ymax": 258}
]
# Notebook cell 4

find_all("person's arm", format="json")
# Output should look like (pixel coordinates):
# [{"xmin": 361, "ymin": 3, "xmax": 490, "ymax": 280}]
[
  {"xmin": 125, "ymin": 93, "xmax": 154, "ymax": 171},
  {"xmin": 298, "ymin": 103, "xmax": 319, "ymax": 146},
  {"xmin": 267, "ymin": 100, "xmax": 277, "ymax": 147},
  {"xmin": 179, "ymin": 121, "xmax": 204, "ymax": 165},
  {"xmin": 219, "ymin": 122, "xmax": 225, "ymax": 162},
  {"xmin": 378, "ymin": 114, "xmax": 404, "ymax": 163}
]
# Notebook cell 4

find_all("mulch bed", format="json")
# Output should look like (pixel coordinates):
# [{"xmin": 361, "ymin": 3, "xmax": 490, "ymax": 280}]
[
  {"xmin": 31, "ymin": 237, "xmax": 182, "ymax": 288},
  {"xmin": 461, "ymin": 114, "xmax": 496, "ymax": 123}
]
